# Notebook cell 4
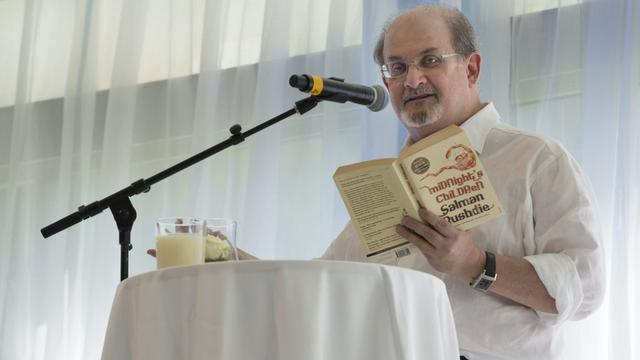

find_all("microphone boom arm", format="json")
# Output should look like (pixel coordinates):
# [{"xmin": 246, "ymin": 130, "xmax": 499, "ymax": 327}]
[{"xmin": 41, "ymin": 96, "xmax": 320, "ymax": 281}]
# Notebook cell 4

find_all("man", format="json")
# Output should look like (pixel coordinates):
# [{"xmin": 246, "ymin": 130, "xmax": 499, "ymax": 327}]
[{"xmin": 321, "ymin": 5, "xmax": 605, "ymax": 360}]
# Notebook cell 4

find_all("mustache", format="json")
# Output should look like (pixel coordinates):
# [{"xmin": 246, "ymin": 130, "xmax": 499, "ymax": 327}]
[{"xmin": 402, "ymin": 86, "xmax": 437, "ymax": 103}]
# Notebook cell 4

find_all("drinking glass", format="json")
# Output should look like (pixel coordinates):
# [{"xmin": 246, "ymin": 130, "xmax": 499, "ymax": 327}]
[
  {"xmin": 155, "ymin": 217, "xmax": 206, "ymax": 269},
  {"xmin": 203, "ymin": 218, "xmax": 238, "ymax": 262}
]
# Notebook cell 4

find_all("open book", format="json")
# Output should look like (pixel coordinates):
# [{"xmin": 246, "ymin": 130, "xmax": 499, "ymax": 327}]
[{"xmin": 333, "ymin": 125, "xmax": 503, "ymax": 264}]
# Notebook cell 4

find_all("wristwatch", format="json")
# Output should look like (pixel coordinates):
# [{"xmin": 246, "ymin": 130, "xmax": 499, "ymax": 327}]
[{"xmin": 470, "ymin": 251, "xmax": 497, "ymax": 292}]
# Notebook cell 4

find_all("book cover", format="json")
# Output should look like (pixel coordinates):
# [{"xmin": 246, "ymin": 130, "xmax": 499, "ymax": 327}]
[
  {"xmin": 333, "ymin": 125, "xmax": 502, "ymax": 264},
  {"xmin": 397, "ymin": 125, "xmax": 502, "ymax": 230}
]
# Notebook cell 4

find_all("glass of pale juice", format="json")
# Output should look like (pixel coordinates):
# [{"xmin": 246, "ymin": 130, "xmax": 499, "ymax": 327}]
[{"xmin": 155, "ymin": 217, "xmax": 206, "ymax": 269}]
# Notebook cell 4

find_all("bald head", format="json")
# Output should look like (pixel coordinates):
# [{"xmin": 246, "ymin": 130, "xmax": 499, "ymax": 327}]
[{"xmin": 373, "ymin": 5, "xmax": 478, "ymax": 66}]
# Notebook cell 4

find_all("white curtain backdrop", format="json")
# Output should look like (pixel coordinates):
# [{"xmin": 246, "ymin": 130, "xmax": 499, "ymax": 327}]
[{"xmin": 0, "ymin": 0, "xmax": 638, "ymax": 359}]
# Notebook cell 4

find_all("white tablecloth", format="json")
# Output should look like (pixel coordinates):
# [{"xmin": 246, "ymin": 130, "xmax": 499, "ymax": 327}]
[{"xmin": 101, "ymin": 260, "xmax": 459, "ymax": 360}]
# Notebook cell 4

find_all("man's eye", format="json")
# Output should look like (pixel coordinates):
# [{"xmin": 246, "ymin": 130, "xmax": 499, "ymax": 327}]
[
  {"xmin": 420, "ymin": 55, "xmax": 440, "ymax": 67},
  {"xmin": 389, "ymin": 63, "xmax": 407, "ymax": 74}
]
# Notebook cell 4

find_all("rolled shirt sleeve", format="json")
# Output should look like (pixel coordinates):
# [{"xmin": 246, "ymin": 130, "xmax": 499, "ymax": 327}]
[
  {"xmin": 527, "ymin": 150, "xmax": 605, "ymax": 323},
  {"xmin": 524, "ymin": 253, "xmax": 584, "ymax": 322}
]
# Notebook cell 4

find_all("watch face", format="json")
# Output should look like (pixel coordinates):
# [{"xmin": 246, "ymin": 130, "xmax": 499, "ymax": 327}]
[{"xmin": 477, "ymin": 278, "xmax": 492, "ymax": 290}]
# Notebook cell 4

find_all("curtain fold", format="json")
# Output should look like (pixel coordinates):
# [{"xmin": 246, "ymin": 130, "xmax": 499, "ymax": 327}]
[
  {"xmin": 580, "ymin": 1, "xmax": 640, "ymax": 358},
  {"xmin": 1, "ymin": 0, "xmax": 638, "ymax": 359}
]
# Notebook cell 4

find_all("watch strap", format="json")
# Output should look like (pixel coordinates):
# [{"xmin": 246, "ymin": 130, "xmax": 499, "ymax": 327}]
[{"xmin": 484, "ymin": 251, "xmax": 496, "ymax": 277}]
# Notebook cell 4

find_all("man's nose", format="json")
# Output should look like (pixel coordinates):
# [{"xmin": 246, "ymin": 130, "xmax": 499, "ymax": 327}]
[{"xmin": 403, "ymin": 64, "xmax": 427, "ymax": 88}]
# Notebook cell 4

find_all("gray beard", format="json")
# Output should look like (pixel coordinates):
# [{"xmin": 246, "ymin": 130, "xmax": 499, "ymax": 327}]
[
  {"xmin": 402, "ymin": 111, "xmax": 429, "ymax": 127},
  {"xmin": 400, "ymin": 105, "xmax": 442, "ymax": 128}
]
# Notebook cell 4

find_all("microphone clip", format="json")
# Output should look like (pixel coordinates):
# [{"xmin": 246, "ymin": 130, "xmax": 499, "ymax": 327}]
[{"xmin": 294, "ymin": 96, "xmax": 321, "ymax": 115}]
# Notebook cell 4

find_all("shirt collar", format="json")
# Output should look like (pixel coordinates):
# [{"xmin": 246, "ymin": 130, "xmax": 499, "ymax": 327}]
[
  {"xmin": 459, "ymin": 102, "xmax": 500, "ymax": 154},
  {"xmin": 402, "ymin": 102, "xmax": 500, "ymax": 154}
]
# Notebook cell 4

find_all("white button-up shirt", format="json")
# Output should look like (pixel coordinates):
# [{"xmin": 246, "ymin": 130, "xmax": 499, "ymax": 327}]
[{"xmin": 321, "ymin": 103, "xmax": 605, "ymax": 359}]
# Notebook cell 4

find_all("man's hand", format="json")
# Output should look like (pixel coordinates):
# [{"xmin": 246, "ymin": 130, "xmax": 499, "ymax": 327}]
[
  {"xmin": 396, "ymin": 207, "xmax": 558, "ymax": 313},
  {"xmin": 395, "ymin": 207, "xmax": 484, "ymax": 280},
  {"xmin": 235, "ymin": 248, "xmax": 259, "ymax": 260}
]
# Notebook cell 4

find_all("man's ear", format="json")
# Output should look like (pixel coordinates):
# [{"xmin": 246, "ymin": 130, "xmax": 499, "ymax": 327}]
[
  {"xmin": 466, "ymin": 52, "xmax": 481, "ymax": 87},
  {"xmin": 382, "ymin": 77, "xmax": 389, "ymax": 89}
]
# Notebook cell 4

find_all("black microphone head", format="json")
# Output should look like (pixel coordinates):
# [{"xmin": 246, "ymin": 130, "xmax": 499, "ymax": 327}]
[
  {"xmin": 367, "ymin": 85, "xmax": 389, "ymax": 112},
  {"xmin": 289, "ymin": 74, "xmax": 312, "ymax": 91}
]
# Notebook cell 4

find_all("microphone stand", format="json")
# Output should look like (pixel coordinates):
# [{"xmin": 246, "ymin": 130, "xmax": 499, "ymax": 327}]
[{"xmin": 41, "ymin": 96, "xmax": 320, "ymax": 281}]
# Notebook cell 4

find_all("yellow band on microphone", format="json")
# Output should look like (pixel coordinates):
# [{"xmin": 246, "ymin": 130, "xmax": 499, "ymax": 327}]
[{"xmin": 310, "ymin": 75, "xmax": 324, "ymax": 95}]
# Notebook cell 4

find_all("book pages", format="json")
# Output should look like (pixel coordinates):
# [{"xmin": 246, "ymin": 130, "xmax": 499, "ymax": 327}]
[{"xmin": 333, "ymin": 159, "xmax": 419, "ymax": 263}]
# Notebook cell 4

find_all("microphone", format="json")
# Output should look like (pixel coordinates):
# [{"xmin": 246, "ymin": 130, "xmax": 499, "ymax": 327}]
[{"xmin": 289, "ymin": 74, "xmax": 388, "ymax": 112}]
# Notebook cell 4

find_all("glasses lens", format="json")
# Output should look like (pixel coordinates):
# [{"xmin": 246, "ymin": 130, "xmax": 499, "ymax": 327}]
[
  {"xmin": 383, "ymin": 62, "xmax": 406, "ymax": 78},
  {"xmin": 418, "ymin": 54, "xmax": 442, "ymax": 69}
]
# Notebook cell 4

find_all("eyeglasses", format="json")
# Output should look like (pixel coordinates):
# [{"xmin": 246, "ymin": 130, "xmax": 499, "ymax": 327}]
[{"xmin": 381, "ymin": 53, "xmax": 462, "ymax": 80}]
